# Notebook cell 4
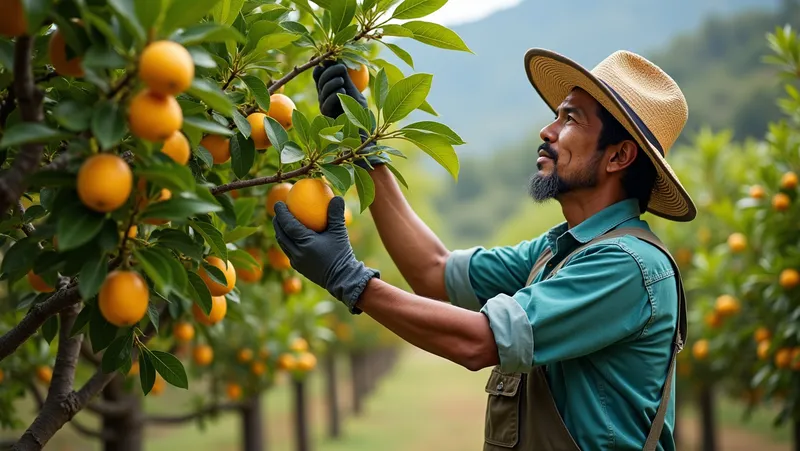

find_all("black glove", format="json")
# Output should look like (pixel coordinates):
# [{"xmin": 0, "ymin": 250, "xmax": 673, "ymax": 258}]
[{"xmin": 313, "ymin": 61, "xmax": 389, "ymax": 170}]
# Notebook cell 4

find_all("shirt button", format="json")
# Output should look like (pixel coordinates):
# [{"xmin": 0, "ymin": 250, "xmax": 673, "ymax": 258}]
[{"xmin": 497, "ymin": 381, "xmax": 504, "ymax": 391}]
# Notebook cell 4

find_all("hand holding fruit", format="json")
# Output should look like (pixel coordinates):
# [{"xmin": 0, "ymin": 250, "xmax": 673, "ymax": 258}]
[{"xmin": 272, "ymin": 196, "xmax": 379, "ymax": 313}]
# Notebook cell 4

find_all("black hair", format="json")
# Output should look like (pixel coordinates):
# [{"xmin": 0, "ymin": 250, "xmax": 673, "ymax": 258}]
[{"xmin": 596, "ymin": 105, "xmax": 657, "ymax": 214}]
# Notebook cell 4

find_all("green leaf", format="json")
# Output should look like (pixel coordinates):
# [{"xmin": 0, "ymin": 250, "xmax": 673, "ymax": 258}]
[
  {"xmin": 392, "ymin": 0, "xmax": 447, "ymax": 19},
  {"xmin": 70, "ymin": 304, "xmax": 93, "ymax": 337},
  {"xmin": 264, "ymin": 116, "xmax": 289, "ymax": 151},
  {"xmin": 310, "ymin": 0, "xmax": 335, "ymax": 8},
  {"xmin": 201, "ymin": 261, "xmax": 227, "ymax": 286},
  {"xmin": 187, "ymin": 79, "xmax": 235, "ymax": 117},
  {"xmin": 140, "ymin": 197, "xmax": 223, "ymax": 222},
  {"xmin": 401, "ymin": 121, "xmax": 465, "ymax": 144},
  {"xmin": 79, "ymin": 256, "xmax": 108, "ymax": 300},
  {"xmin": 333, "ymin": 23, "xmax": 359, "ymax": 46},
  {"xmin": 383, "ymin": 73, "xmax": 433, "ymax": 124},
  {"xmin": 384, "ymin": 42, "xmax": 414, "ymax": 69},
  {"xmin": 23, "ymin": 0, "xmax": 51, "ymax": 36},
  {"xmin": 22, "ymin": 205, "xmax": 46, "ymax": 223},
  {"xmin": 280, "ymin": 141, "xmax": 306, "ymax": 165},
  {"xmin": 53, "ymin": 100, "xmax": 92, "ymax": 132},
  {"xmin": 149, "ymin": 350, "xmax": 188, "ymax": 389},
  {"xmin": 337, "ymin": 94, "xmax": 371, "ymax": 131},
  {"xmin": 401, "ymin": 21, "xmax": 472, "ymax": 52},
  {"xmin": 381, "ymin": 24, "xmax": 414, "ymax": 37},
  {"xmin": 101, "ymin": 330, "xmax": 134, "ymax": 374},
  {"xmin": 162, "ymin": 0, "xmax": 222, "ymax": 34},
  {"xmin": 230, "ymin": 133, "xmax": 256, "ymax": 179},
  {"xmin": 292, "ymin": 109, "xmax": 312, "ymax": 149},
  {"xmin": 320, "ymin": 164, "xmax": 352, "ymax": 194},
  {"xmin": 353, "ymin": 165, "xmax": 375, "ymax": 212},
  {"xmin": 418, "ymin": 99, "xmax": 438, "ymax": 116},
  {"xmin": 190, "ymin": 221, "xmax": 227, "ymax": 261},
  {"xmin": 83, "ymin": 44, "xmax": 127, "ymax": 71},
  {"xmin": 289, "ymin": 0, "xmax": 316, "ymax": 15},
  {"xmin": 174, "ymin": 23, "xmax": 245, "ymax": 46},
  {"xmin": 385, "ymin": 162, "xmax": 408, "ymax": 189},
  {"xmin": 146, "ymin": 302, "xmax": 159, "ymax": 334},
  {"xmin": 92, "ymin": 101, "xmax": 128, "ymax": 150},
  {"xmin": 108, "ymin": 0, "xmax": 146, "ymax": 44},
  {"xmin": 372, "ymin": 68, "xmax": 390, "ymax": 110},
  {"xmin": 138, "ymin": 164, "xmax": 196, "ymax": 192},
  {"xmin": 89, "ymin": 306, "xmax": 118, "ymax": 352},
  {"xmin": 187, "ymin": 271, "xmax": 212, "ymax": 315},
  {"xmin": 211, "ymin": 0, "xmax": 245, "ymax": 25},
  {"xmin": 281, "ymin": 20, "xmax": 310, "ymax": 35},
  {"xmin": 57, "ymin": 205, "xmax": 106, "ymax": 251},
  {"xmin": 136, "ymin": 0, "xmax": 163, "ymax": 32},
  {"xmin": 152, "ymin": 230, "xmax": 204, "ymax": 260},
  {"xmin": 372, "ymin": 145, "xmax": 406, "ymax": 158},
  {"xmin": 256, "ymin": 33, "xmax": 300, "ymax": 52},
  {"xmin": 42, "ymin": 315, "xmax": 58, "ymax": 344},
  {"xmin": 329, "ymin": 0, "xmax": 356, "ymax": 32},
  {"xmin": 234, "ymin": 197, "xmax": 258, "ymax": 226},
  {"xmin": 231, "ymin": 111, "xmax": 251, "ymax": 139},
  {"xmin": 241, "ymin": 75, "xmax": 271, "ymax": 112},
  {"xmin": 182, "ymin": 116, "xmax": 234, "ymax": 136},
  {"xmin": 0, "ymin": 123, "xmax": 70, "ymax": 148},
  {"xmin": 139, "ymin": 350, "xmax": 156, "ymax": 395},
  {"xmin": 228, "ymin": 248, "xmax": 260, "ymax": 272},
  {"xmin": 401, "ymin": 130, "xmax": 459, "ymax": 179},
  {"xmin": 224, "ymin": 226, "xmax": 259, "ymax": 243},
  {"xmin": 134, "ymin": 248, "xmax": 173, "ymax": 296}
]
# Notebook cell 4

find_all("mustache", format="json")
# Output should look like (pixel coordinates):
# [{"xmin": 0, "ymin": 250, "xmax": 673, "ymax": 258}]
[{"xmin": 538, "ymin": 142, "xmax": 557, "ymax": 161}]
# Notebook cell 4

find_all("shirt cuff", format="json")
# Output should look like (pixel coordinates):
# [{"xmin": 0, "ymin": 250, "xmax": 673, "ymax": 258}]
[
  {"xmin": 444, "ymin": 247, "xmax": 482, "ymax": 311},
  {"xmin": 481, "ymin": 294, "xmax": 533, "ymax": 373}
]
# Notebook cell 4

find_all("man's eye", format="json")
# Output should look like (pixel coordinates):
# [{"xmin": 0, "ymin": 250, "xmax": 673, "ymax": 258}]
[{"xmin": 565, "ymin": 115, "xmax": 574, "ymax": 122}]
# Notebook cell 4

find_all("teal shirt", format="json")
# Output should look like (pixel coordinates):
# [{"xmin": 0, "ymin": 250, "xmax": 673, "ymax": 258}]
[{"xmin": 445, "ymin": 199, "xmax": 678, "ymax": 451}]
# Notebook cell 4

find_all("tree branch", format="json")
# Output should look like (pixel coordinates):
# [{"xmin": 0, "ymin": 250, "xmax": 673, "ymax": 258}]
[
  {"xmin": 0, "ymin": 36, "xmax": 45, "ymax": 218},
  {"xmin": 0, "ymin": 88, "xmax": 16, "ymax": 129},
  {"xmin": 79, "ymin": 341, "xmax": 100, "ymax": 366},
  {"xmin": 28, "ymin": 383, "xmax": 44, "ymax": 408},
  {"xmin": 0, "ymin": 284, "xmax": 81, "ymax": 363},
  {"xmin": 68, "ymin": 419, "xmax": 113, "ymax": 440},
  {"xmin": 145, "ymin": 402, "xmax": 243, "ymax": 425},
  {"xmin": 85, "ymin": 398, "xmax": 135, "ymax": 418}
]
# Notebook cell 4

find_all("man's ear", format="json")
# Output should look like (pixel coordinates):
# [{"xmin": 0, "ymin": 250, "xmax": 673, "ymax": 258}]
[{"xmin": 607, "ymin": 140, "xmax": 638, "ymax": 174}]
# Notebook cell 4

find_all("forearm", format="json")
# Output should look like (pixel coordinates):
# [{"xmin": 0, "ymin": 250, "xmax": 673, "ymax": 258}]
[
  {"xmin": 368, "ymin": 165, "xmax": 450, "ymax": 300},
  {"xmin": 356, "ymin": 278, "xmax": 499, "ymax": 371}
]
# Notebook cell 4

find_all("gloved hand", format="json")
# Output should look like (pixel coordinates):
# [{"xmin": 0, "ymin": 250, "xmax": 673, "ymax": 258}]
[
  {"xmin": 312, "ymin": 61, "xmax": 389, "ymax": 170},
  {"xmin": 272, "ymin": 196, "xmax": 380, "ymax": 314}
]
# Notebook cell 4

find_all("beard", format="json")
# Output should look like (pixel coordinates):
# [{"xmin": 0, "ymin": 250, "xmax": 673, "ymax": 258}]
[{"xmin": 527, "ymin": 142, "xmax": 602, "ymax": 202}]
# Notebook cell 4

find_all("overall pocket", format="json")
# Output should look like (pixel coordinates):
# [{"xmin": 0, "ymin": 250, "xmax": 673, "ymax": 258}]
[{"xmin": 484, "ymin": 367, "xmax": 522, "ymax": 448}]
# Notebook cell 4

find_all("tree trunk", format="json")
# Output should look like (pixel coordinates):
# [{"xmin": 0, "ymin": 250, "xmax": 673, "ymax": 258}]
[
  {"xmin": 241, "ymin": 395, "xmax": 265, "ymax": 451},
  {"xmin": 349, "ymin": 351, "xmax": 364, "ymax": 416},
  {"xmin": 293, "ymin": 380, "xmax": 310, "ymax": 451},
  {"xmin": 102, "ymin": 377, "xmax": 143, "ymax": 451},
  {"xmin": 324, "ymin": 355, "xmax": 341, "ymax": 439},
  {"xmin": 698, "ymin": 384, "xmax": 717, "ymax": 451}
]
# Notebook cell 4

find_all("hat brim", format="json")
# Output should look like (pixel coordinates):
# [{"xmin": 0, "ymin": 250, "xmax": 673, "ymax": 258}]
[{"xmin": 524, "ymin": 48, "xmax": 697, "ymax": 222}]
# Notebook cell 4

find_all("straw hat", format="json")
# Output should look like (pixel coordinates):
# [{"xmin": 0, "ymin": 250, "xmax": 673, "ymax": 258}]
[{"xmin": 524, "ymin": 48, "xmax": 696, "ymax": 222}]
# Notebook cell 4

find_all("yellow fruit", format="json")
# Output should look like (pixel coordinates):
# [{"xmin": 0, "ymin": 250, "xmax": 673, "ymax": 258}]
[
  {"xmin": 77, "ymin": 154, "xmax": 133, "ymax": 213},
  {"xmin": 296, "ymin": 352, "xmax": 317, "ymax": 372},
  {"xmin": 128, "ymin": 90, "xmax": 183, "ymax": 142},
  {"xmin": 151, "ymin": 375, "xmax": 165, "ymax": 395},
  {"xmin": 237, "ymin": 348, "xmax": 253, "ymax": 363},
  {"xmin": 0, "ymin": 0, "xmax": 27, "ymax": 37},
  {"xmin": 247, "ymin": 113, "xmax": 271, "ymax": 150},
  {"xmin": 251, "ymin": 361, "xmax": 266, "ymax": 376},
  {"xmin": 714, "ymin": 294, "xmax": 740, "ymax": 316},
  {"xmin": 128, "ymin": 361, "xmax": 140, "ymax": 376},
  {"xmin": 200, "ymin": 135, "xmax": 231, "ymax": 165},
  {"xmin": 267, "ymin": 246, "xmax": 291, "ymax": 271},
  {"xmin": 192, "ymin": 344, "xmax": 213, "ymax": 366},
  {"xmin": 138, "ymin": 40, "xmax": 194, "ymax": 96},
  {"xmin": 236, "ymin": 248, "xmax": 263, "ymax": 283},
  {"xmin": 749, "ymin": 185, "xmax": 765, "ymax": 199},
  {"xmin": 127, "ymin": 225, "xmax": 138, "ymax": 239},
  {"xmin": 344, "ymin": 207, "xmax": 353, "ymax": 227},
  {"xmin": 277, "ymin": 353, "xmax": 296, "ymax": 371},
  {"xmin": 199, "ymin": 257, "xmax": 236, "ymax": 296},
  {"xmin": 36, "ymin": 366, "xmax": 52, "ymax": 384},
  {"xmin": 226, "ymin": 382, "xmax": 242, "ymax": 400},
  {"xmin": 161, "ymin": 131, "xmax": 191, "ymax": 165},
  {"xmin": 286, "ymin": 178, "xmax": 334, "ymax": 232},
  {"xmin": 98, "ymin": 271, "xmax": 149, "ymax": 327},
  {"xmin": 754, "ymin": 327, "xmax": 771, "ymax": 343},
  {"xmin": 192, "ymin": 296, "xmax": 227, "ymax": 326},
  {"xmin": 266, "ymin": 182, "xmax": 293, "ymax": 216},
  {"xmin": 173, "ymin": 322, "xmax": 195, "ymax": 343},
  {"xmin": 267, "ymin": 94, "xmax": 296, "ymax": 129},
  {"xmin": 773, "ymin": 193, "xmax": 791, "ymax": 211},
  {"xmin": 757, "ymin": 340, "xmax": 771, "ymax": 360},
  {"xmin": 692, "ymin": 339, "xmax": 709, "ymax": 360},
  {"xmin": 347, "ymin": 64, "xmax": 369, "ymax": 92},
  {"xmin": 704, "ymin": 312, "xmax": 722, "ymax": 328},
  {"xmin": 289, "ymin": 338, "xmax": 308, "ymax": 353},
  {"xmin": 726, "ymin": 233, "xmax": 747, "ymax": 253},
  {"xmin": 780, "ymin": 171, "xmax": 798, "ymax": 190},
  {"xmin": 48, "ymin": 27, "xmax": 84, "ymax": 77},
  {"xmin": 28, "ymin": 271, "xmax": 54, "ymax": 293},
  {"xmin": 780, "ymin": 268, "xmax": 800, "ymax": 289},
  {"xmin": 775, "ymin": 348, "xmax": 793, "ymax": 369},
  {"xmin": 283, "ymin": 277, "xmax": 302, "ymax": 295}
]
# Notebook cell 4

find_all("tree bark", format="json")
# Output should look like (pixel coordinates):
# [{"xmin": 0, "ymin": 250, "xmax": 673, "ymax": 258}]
[
  {"xmin": 293, "ymin": 380, "xmax": 310, "ymax": 451},
  {"xmin": 349, "ymin": 352, "xmax": 364, "ymax": 416},
  {"xmin": 698, "ymin": 384, "xmax": 717, "ymax": 451},
  {"xmin": 324, "ymin": 355, "xmax": 341, "ymax": 439},
  {"xmin": 100, "ymin": 377, "xmax": 143, "ymax": 451},
  {"xmin": 241, "ymin": 395, "xmax": 265, "ymax": 451}
]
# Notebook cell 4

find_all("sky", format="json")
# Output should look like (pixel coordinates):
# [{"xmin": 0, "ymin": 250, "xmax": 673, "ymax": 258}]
[{"xmin": 403, "ymin": 0, "xmax": 524, "ymax": 26}]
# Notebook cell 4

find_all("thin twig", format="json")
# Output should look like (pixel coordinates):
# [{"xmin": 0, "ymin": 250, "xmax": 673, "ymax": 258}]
[
  {"xmin": 107, "ymin": 71, "xmax": 136, "ymax": 99},
  {"xmin": 146, "ymin": 402, "xmax": 243, "ymax": 425},
  {"xmin": 85, "ymin": 398, "xmax": 135, "ymax": 418},
  {"xmin": 68, "ymin": 419, "xmax": 112, "ymax": 440},
  {"xmin": 79, "ymin": 341, "xmax": 100, "ymax": 367},
  {"xmin": 15, "ymin": 202, "xmax": 36, "ymax": 238}
]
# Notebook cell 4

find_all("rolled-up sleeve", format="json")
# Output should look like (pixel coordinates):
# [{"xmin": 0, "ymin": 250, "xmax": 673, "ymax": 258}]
[
  {"xmin": 444, "ymin": 247, "xmax": 483, "ymax": 311},
  {"xmin": 480, "ymin": 243, "xmax": 653, "ymax": 372}
]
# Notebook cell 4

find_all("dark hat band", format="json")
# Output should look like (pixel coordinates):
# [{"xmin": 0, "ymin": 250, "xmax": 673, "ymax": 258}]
[{"xmin": 599, "ymin": 79, "xmax": 665, "ymax": 157}]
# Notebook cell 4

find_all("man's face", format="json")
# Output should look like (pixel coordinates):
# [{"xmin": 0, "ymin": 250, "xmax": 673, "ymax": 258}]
[{"xmin": 528, "ymin": 88, "xmax": 606, "ymax": 202}]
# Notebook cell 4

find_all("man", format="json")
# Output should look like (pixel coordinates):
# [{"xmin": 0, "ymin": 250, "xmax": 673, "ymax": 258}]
[{"xmin": 272, "ymin": 48, "xmax": 695, "ymax": 450}]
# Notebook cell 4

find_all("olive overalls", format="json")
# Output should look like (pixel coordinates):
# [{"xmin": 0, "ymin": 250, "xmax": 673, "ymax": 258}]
[{"xmin": 482, "ymin": 228, "xmax": 687, "ymax": 451}]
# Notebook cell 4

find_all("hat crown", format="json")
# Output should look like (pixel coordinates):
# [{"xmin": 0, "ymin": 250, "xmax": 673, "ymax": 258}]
[{"xmin": 591, "ymin": 50, "xmax": 688, "ymax": 155}]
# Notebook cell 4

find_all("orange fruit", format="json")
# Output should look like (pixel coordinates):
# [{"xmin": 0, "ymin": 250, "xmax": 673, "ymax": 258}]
[
  {"xmin": 192, "ymin": 344, "xmax": 213, "ymax": 366},
  {"xmin": 704, "ymin": 312, "xmax": 722, "ymax": 328},
  {"xmin": 266, "ymin": 182, "xmax": 292, "ymax": 216},
  {"xmin": 267, "ymin": 94, "xmax": 296, "ymax": 130},
  {"xmin": 36, "ymin": 366, "xmax": 52, "ymax": 384},
  {"xmin": 161, "ymin": 131, "xmax": 191, "ymax": 165},
  {"xmin": 237, "ymin": 348, "xmax": 253, "ymax": 363},
  {"xmin": 251, "ymin": 361, "xmax": 266, "ymax": 376},
  {"xmin": 236, "ymin": 248, "xmax": 263, "ymax": 283},
  {"xmin": 749, "ymin": 185, "xmax": 765, "ymax": 199},
  {"xmin": 282, "ymin": 277, "xmax": 302, "ymax": 295},
  {"xmin": 286, "ymin": 178, "xmax": 334, "ymax": 232},
  {"xmin": 98, "ymin": 271, "xmax": 149, "ymax": 327},
  {"xmin": 773, "ymin": 193, "xmax": 791, "ymax": 211},
  {"xmin": 128, "ymin": 361, "xmax": 140, "ymax": 376},
  {"xmin": 289, "ymin": 337, "xmax": 308, "ymax": 353},
  {"xmin": 230, "ymin": 190, "xmax": 240, "ymax": 199},
  {"xmin": 754, "ymin": 327, "xmax": 771, "ymax": 343},
  {"xmin": 128, "ymin": 89, "xmax": 183, "ymax": 142},
  {"xmin": 226, "ymin": 382, "xmax": 242, "ymax": 400},
  {"xmin": 192, "ymin": 296, "xmax": 227, "ymax": 326},
  {"xmin": 726, "ymin": 233, "xmax": 746, "ymax": 253},
  {"xmin": 267, "ymin": 246, "xmax": 291, "ymax": 271},
  {"xmin": 77, "ymin": 154, "xmax": 133, "ymax": 213},
  {"xmin": 151, "ymin": 375, "xmax": 165, "ymax": 395},
  {"xmin": 757, "ymin": 340, "xmax": 771, "ymax": 360},
  {"xmin": 692, "ymin": 339, "xmax": 709, "ymax": 360},
  {"xmin": 775, "ymin": 348, "xmax": 793, "ymax": 369},
  {"xmin": 780, "ymin": 268, "xmax": 800, "ymax": 289},
  {"xmin": 344, "ymin": 207, "xmax": 353, "ymax": 227},
  {"xmin": 199, "ymin": 257, "xmax": 236, "ymax": 296},
  {"xmin": 48, "ymin": 27, "xmax": 84, "ymax": 77},
  {"xmin": 200, "ymin": 135, "xmax": 231, "ymax": 165},
  {"xmin": 138, "ymin": 40, "xmax": 194, "ymax": 96},
  {"xmin": 780, "ymin": 171, "xmax": 798, "ymax": 190},
  {"xmin": 277, "ymin": 353, "xmax": 296, "ymax": 371},
  {"xmin": 127, "ymin": 225, "xmax": 138, "ymax": 239},
  {"xmin": 296, "ymin": 352, "xmax": 317, "ymax": 372},
  {"xmin": 792, "ymin": 348, "xmax": 800, "ymax": 371},
  {"xmin": 714, "ymin": 294, "xmax": 740, "ymax": 316},
  {"xmin": 247, "ymin": 113, "xmax": 271, "ymax": 150},
  {"xmin": 0, "ymin": 0, "xmax": 27, "ymax": 37},
  {"xmin": 347, "ymin": 64, "xmax": 369, "ymax": 92},
  {"xmin": 173, "ymin": 322, "xmax": 195, "ymax": 343},
  {"xmin": 28, "ymin": 271, "xmax": 54, "ymax": 293},
  {"xmin": 675, "ymin": 248, "xmax": 692, "ymax": 266}
]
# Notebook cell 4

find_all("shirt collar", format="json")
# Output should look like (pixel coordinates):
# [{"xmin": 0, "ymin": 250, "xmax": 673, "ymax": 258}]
[{"xmin": 546, "ymin": 198, "xmax": 642, "ymax": 247}]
